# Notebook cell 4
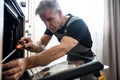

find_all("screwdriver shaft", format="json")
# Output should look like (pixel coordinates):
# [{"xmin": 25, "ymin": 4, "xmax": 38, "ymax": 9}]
[{"xmin": 2, "ymin": 49, "xmax": 17, "ymax": 63}]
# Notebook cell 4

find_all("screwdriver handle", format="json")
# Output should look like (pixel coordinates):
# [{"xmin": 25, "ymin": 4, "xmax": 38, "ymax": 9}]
[
  {"xmin": 16, "ymin": 44, "xmax": 24, "ymax": 49},
  {"xmin": 16, "ymin": 40, "xmax": 26, "ymax": 49}
]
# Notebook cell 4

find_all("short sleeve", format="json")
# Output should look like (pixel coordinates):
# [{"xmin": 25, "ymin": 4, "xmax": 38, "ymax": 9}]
[
  {"xmin": 66, "ymin": 19, "xmax": 88, "ymax": 42},
  {"xmin": 44, "ymin": 29, "xmax": 53, "ymax": 36}
]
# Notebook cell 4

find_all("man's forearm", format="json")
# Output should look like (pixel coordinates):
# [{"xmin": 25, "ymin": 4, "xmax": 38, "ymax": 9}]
[
  {"xmin": 25, "ymin": 45, "xmax": 68, "ymax": 69},
  {"xmin": 31, "ymin": 41, "xmax": 45, "ymax": 53}
]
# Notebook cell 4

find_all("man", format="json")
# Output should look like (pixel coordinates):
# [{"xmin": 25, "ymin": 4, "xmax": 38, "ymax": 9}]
[{"xmin": 2, "ymin": 0, "xmax": 97, "ymax": 80}]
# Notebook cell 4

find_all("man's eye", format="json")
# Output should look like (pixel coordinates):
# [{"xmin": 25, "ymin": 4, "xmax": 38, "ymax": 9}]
[{"xmin": 47, "ymin": 18, "xmax": 52, "ymax": 21}]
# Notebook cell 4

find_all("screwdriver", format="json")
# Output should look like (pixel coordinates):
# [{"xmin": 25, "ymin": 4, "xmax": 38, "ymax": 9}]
[{"xmin": 2, "ymin": 43, "xmax": 24, "ymax": 63}]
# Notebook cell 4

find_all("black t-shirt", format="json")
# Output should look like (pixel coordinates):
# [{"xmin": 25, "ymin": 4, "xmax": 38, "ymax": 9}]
[{"xmin": 44, "ymin": 14, "xmax": 93, "ymax": 48}]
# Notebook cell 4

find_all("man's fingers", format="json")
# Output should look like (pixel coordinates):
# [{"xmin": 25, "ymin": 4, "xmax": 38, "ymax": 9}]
[
  {"xmin": 2, "ymin": 66, "xmax": 21, "ymax": 80},
  {"xmin": 3, "ymin": 71, "xmax": 21, "ymax": 80},
  {"xmin": 2, "ymin": 60, "xmax": 18, "ymax": 69},
  {"xmin": 24, "ymin": 42, "xmax": 32, "ymax": 48},
  {"xmin": 20, "ymin": 37, "xmax": 29, "ymax": 41},
  {"xmin": 20, "ymin": 37, "xmax": 32, "ymax": 43},
  {"xmin": 2, "ymin": 58, "xmax": 26, "ymax": 80},
  {"xmin": 2, "ymin": 67, "xmax": 20, "ymax": 76}
]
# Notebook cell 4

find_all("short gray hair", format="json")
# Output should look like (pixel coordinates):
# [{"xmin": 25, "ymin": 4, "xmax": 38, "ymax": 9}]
[{"xmin": 35, "ymin": 0, "xmax": 60, "ymax": 15}]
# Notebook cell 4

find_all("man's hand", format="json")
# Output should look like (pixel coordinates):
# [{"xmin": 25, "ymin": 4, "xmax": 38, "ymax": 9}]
[
  {"xmin": 19, "ymin": 37, "xmax": 37, "ymax": 52},
  {"xmin": 2, "ymin": 58, "xmax": 27, "ymax": 80}
]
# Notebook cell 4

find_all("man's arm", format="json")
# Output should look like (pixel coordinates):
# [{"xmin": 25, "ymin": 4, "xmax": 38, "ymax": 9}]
[
  {"xmin": 2, "ymin": 36, "xmax": 78, "ymax": 80},
  {"xmin": 25, "ymin": 36, "xmax": 79, "ymax": 68},
  {"xmin": 2, "ymin": 34, "xmax": 52, "ymax": 80},
  {"xmin": 34, "ymin": 34, "xmax": 52, "ymax": 52}
]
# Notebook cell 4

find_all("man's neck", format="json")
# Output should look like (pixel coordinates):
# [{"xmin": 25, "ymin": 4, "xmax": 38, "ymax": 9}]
[{"xmin": 59, "ymin": 15, "xmax": 70, "ymax": 29}]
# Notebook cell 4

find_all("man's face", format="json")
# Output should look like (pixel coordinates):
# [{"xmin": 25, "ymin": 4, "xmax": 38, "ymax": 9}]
[{"xmin": 40, "ymin": 8, "xmax": 62, "ymax": 33}]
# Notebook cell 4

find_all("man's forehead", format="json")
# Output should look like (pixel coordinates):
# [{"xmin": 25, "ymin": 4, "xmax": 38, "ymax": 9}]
[
  {"xmin": 40, "ymin": 9, "xmax": 55, "ymax": 19},
  {"xmin": 41, "ymin": 8, "xmax": 54, "ymax": 15}
]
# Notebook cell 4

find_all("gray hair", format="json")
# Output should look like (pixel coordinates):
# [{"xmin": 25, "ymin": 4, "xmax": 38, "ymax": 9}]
[{"xmin": 35, "ymin": 0, "xmax": 60, "ymax": 15}]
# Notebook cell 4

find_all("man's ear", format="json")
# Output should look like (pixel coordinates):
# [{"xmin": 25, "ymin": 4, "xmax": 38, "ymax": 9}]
[{"xmin": 58, "ymin": 9, "xmax": 62, "ymax": 17}]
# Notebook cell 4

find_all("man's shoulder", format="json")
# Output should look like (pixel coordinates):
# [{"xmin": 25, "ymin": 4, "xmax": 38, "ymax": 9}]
[{"xmin": 66, "ymin": 16, "xmax": 81, "ymax": 27}]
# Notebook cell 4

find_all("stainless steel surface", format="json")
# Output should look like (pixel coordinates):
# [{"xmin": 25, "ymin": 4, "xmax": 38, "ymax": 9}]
[
  {"xmin": 31, "ymin": 60, "xmax": 104, "ymax": 80},
  {"xmin": 32, "ymin": 61, "xmax": 84, "ymax": 80}
]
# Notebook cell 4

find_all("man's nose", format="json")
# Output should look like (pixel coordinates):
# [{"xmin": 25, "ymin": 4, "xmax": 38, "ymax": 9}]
[{"xmin": 45, "ymin": 22, "xmax": 51, "ymax": 29}]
